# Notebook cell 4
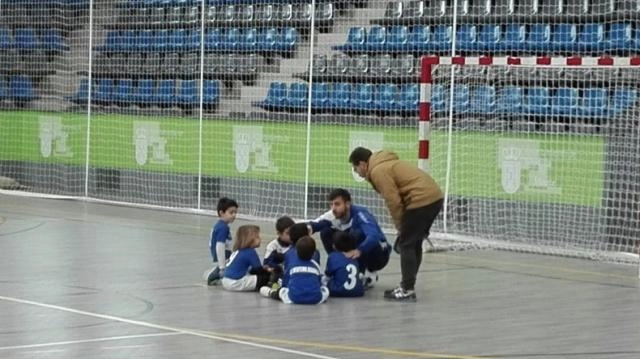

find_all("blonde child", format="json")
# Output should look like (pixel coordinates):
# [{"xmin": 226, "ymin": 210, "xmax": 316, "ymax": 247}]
[{"xmin": 221, "ymin": 225, "xmax": 272, "ymax": 292}]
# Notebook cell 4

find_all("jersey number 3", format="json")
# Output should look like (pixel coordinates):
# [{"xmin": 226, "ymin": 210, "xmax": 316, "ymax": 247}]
[{"xmin": 344, "ymin": 264, "xmax": 358, "ymax": 290}]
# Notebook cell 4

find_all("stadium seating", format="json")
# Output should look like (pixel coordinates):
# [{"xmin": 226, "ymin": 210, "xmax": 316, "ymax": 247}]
[
  {"xmin": 97, "ymin": 27, "xmax": 298, "ymax": 55},
  {"xmin": 333, "ymin": 23, "xmax": 639, "ymax": 55},
  {"xmin": 255, "ymin": 81, "xmax": 639, "ymax": 118},
  {"xmin": 68, "ymin": 78, "xmax": 222, "ymax": 108}
]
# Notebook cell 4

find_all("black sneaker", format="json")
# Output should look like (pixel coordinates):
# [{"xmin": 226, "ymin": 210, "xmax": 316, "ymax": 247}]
[
  {"xmin": 206, "ymin": 267, "xmax": 222, "ymax": 286},
  {"xmin": 383, "ymin": 287, "xmax": 416, "ymax": 301}
]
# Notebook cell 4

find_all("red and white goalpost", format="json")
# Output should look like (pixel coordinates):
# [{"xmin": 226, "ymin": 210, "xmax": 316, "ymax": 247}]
[{"xmin": 417, "ymin": 55, "xmax": 640, "ymax": 272}]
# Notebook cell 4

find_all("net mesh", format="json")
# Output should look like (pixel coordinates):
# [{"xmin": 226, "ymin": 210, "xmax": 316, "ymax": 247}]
[{"xmin": 0, "ymin": 0, "xmax": 637, "ymax": 265}]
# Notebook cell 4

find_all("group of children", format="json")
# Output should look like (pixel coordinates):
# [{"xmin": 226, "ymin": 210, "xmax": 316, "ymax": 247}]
[{"xmin": 203, "ymin": 197, "xmax": 366, "ymax": 305}]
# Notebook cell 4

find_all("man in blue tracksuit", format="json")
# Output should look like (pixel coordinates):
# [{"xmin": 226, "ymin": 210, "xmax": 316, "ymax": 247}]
[{"xmin": 309, "ymin": 188, "xmax": 391, "ymax": 285}]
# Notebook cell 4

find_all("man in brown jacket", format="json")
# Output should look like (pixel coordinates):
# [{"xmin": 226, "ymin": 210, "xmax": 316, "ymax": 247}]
[{"xmin": 349, "ymin": 147, "xmax": 443, "ymax": 301}]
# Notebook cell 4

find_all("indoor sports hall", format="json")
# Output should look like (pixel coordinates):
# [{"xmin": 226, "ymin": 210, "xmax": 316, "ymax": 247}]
[{"xmin": 1, "ymin": 0, "xmax": 639, "ymax": 357}]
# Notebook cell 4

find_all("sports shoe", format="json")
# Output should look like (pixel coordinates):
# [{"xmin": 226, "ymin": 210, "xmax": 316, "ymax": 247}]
[
  {"xmin": 383, "ymin": 286, "xmax": 416, "ymax": 301},
  {"xmin": 205, "ymin": 267, "xmax": 222, "ymax": 286},
  {"xmin": 259, "ymin": 286, "xmax": 281, "ymax": 300},
  {"xmin": 259, "ymin": 286, "xmax": 273, "ymax": 298},
  {"xmin": 363, "ymin": 270, "xmax": 378, "ymax": 290}
]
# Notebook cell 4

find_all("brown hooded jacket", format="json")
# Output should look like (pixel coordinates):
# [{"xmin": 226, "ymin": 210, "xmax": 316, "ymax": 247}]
[{"xmin": 366, "ymin": 150, "xmax": 443, "ymax": 230}]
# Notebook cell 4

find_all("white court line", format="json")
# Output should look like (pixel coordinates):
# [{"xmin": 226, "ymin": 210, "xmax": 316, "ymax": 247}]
[
  {"xmin": 22, "ymin": 349, "xmax": 66, "ymax": 354},
  {"xmin": 0, "ymin": 295, "xmax": 339, "ymax": 359},
  {"xmin": 0, "ymin": 332, "xmax": 180, "ymax": 351},
  {"xmin": 102, "ymin": 344, "xmax": 153, "ymax": 350}
]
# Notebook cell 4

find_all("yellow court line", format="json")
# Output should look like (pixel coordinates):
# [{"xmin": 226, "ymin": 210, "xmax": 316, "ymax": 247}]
[
  {"xmin": 430, "ymin": 252, "xmax": 639, "ymax": 281},
  {"xmin": 194, "ymin": 330, "xmax": 495, "ymax": 359}
]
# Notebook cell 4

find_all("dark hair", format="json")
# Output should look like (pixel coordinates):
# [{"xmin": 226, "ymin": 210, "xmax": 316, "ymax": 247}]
[
  {"xmin": 328, "ymin": 188, "xmax": 351, "ymax": 202},
  {"xmin": 296, "ymin": 236, "xmax": 316, "ymax": 261},
  {"xmin": 349, "ymin": 147, "xmax": 373, "ymax": 166},
  {"xmin": 275, "ymin": 216, "xmax": 295, "ymax": 233},
  {"xmin": 289, "ymin": 223, "xmax": 310, "ymax": 245},
  {"xmin": 333, "ymin": 231, "xmax": 357, "ymax": 252},
  {"xmin": 217, "ymin": 197, "xmax": 238, "ymax": 216}
]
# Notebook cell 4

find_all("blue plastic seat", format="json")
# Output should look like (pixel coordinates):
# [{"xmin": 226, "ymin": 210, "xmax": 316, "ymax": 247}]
[
  {"xmin": 399, "ymin": 84, "xmax": 419, "ymax": 112},
  {"xmin": 471, "ymin": 85, "xmax": 496, "ymax": 114},
  {"xmin": 608, "ymin": 23, "xmax": 633, "ymax": 52},
  {"xmin": 13, "ymin": 28, "xmax": 40, "ymax": 49},
  {"xmin": 527, "ymin": 24, "xmax": 552, "ymax": 53},
  {"xmin": 431, "ymin": 84, "xmax": 448, "ymax": 113},
  {"xmin": 168, "ymin": 29, "xmax": 185, "ymax": 51},
  {"xmin": 121, "ymin": 30, "xmax": 137, "ymax": 52},
  {"xmin": 239, "ymin": 28, "xmax": 258, "ymax": 51},
  {"xmin": 153, "ymin": 29, "xmax": 169, "ymax": 51},
  {"xmin": 431, "ymin": 25, "xmax": 452, "ymax": 52},
  {"xmin": 0, "ymin": 77, "xmax": 9, "ymax": 101},
  {"xmin": 453, "ymin": 85, "xmax": 470, "ymax": 113},
  {"xmin": 328, "ymin": 82, "xmax": 351, "ymax": 110},
  {"xmin": 0, "ymin": 28, "xmax": 12, "ymax": 49},
  {"xmin": 387, "ymin": 26, "xmax": 409, "ymax": 52},
  {"xmin": 552, "ymin": 24, "xmax": 577, "ymax": 53},
  {"xmin": 94, "ymin": 78, "xmax": 115, "ymax": 104},
  {"xmin": 154, "ymin": 79, "xmax": 176, "ymax": 106},
  {"xmin": 184, "ymin": 30, "xmax": 200, "ymax": 51},
  {"xmin": 205, "ymin": 28, "xmax": 221, "ymax": 50},
  {"xmin": 262, "ymin": 82, "xmax": 287, "ymax": 108},
  {"xmin": 311, "ymin": 82, "xmax": 329, "ymax": 110},
  {"xmin": 98, "ymin": 31, "xmax": 120, "ymax": 52},
  {"xmin": 581, "ymin": 88, "xmax": 608, "ymax": 118},
  {"xmin": 497, "ymin": 86, "xmax": 523, "ymax": 114},
  {"xmin": 374, "ymin": 83, "xmax": 398, "ymax": 111},
  {"xmin": 278, "ymin": 27, "xmax": 298, "ymax": 52},
  {"xmin": 287, "ymin": 82, "xmax": 308, "ymax": 109},
  {"xmin": 551, "ymin": 87, "xmax": 579, "ymax": 116},
  {"xmin": 335, "ymin": 27, "xmax": 366, "ymax": 52},
  {"xmin": 456, "ymin": 25, "xmax": 476, "ymax": 52},
  {"xmin": 366, "ymin": 26, "xmax": 387, "ymax": 52},
  {"xmin": 578, "ymin": 23, "xmax": 604, "ymax": 53},
  {"xmin": 502, "ymin": 24, "xmax": 526, "ymax": 52},
  {"xmin": 203, "ymin": 80, "xmax": 220, "ymax": 108},
  {"xmin": 608, "ymin": 87, "xmax": 637, "ymax": 116},
  {"xmin": 178, "ymin": 80, "xmax": 198, "ymax": 107},
  {"xmin": 68, "ymin": 78, "xmax": 89, "ymax": 104},
  {"xmin": 222, "ymin": 28, "xmax": 240, "ymax": 51},
  {"xmin": 476, "ymin": 25, "xmax": 501, "ymax": 53},
  {"xmin": 352, "ymin": 83, "xmax": 374, "ymax": 111},
  {"xmin": 114, "ymin": 79, "xmax": 134, "ymax": 105},
  {"xmin": 259, "ymin": 28, "xmax": 279, "ymax": 52},
  {"xmin": 138, "ymin": 30, "xmax": 154, "ymax": 52},
  {"xmin": 133, "ymin": 79, "xmax": 155, "ymax": 105},
  {"xmin": 524, "ymin": 87, "xmax": 551, "ymax": 115},
  {"xmin": 409, "ymin": 26, "xmax": 430, "ymax": 52},
  {"xmin": 41, "ymin": 29, "xmax": 69, "ymax": 51}
]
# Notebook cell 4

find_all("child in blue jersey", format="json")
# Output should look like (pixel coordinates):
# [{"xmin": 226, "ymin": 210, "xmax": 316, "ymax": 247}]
[
  {"xmin": 203, "ymin": 197, "xmax": 238, "ymax": 286},
  {"xmin": 263, "ymin": 216, "xmax": 294, "ymax": 269},
  {"xmin": 261, "ymin": 236, "xmax": 329, "ymax": 304},
  {"xmin": 222, "ymin": 225, "xmax": 272, "ymax": 292},
  {"xmin": 263, "ymin": 216, "xmax": 295, "ymax": 288},
  {"xmin": 325, "ymin": 231, "xmax": 365, "ymax": 297}
]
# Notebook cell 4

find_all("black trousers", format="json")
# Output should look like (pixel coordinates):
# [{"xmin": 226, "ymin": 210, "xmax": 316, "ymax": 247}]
[{"xmin": 397, "ymin": 199, "xmax": 443, "ymax": 290}]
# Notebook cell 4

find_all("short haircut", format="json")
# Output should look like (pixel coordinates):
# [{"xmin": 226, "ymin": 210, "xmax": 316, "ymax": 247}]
[
  {"xmin": 349, "ymin": 147, "xmax": 373, "ymax": 166},
  {"xmin": 275, "ymin": 216, "xmax": 295, "ymax": 233},
  {"xmin": 296, "ymin": 236, "xmax": 316, "ymax": 261},
  {"xmin": 217, "ymin": 197, "xmax": 238, "ymax": 215},
  {"xmin": 333, "ymin": 231, "xmax": 357, "ymax": 252},
  {"xmin": 289, "ymin": 222, "xmax": 310, "ymax": 245},
  {"xmin": 328, "ymin": 188, "xmax": 351, "ymax": 202}
]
